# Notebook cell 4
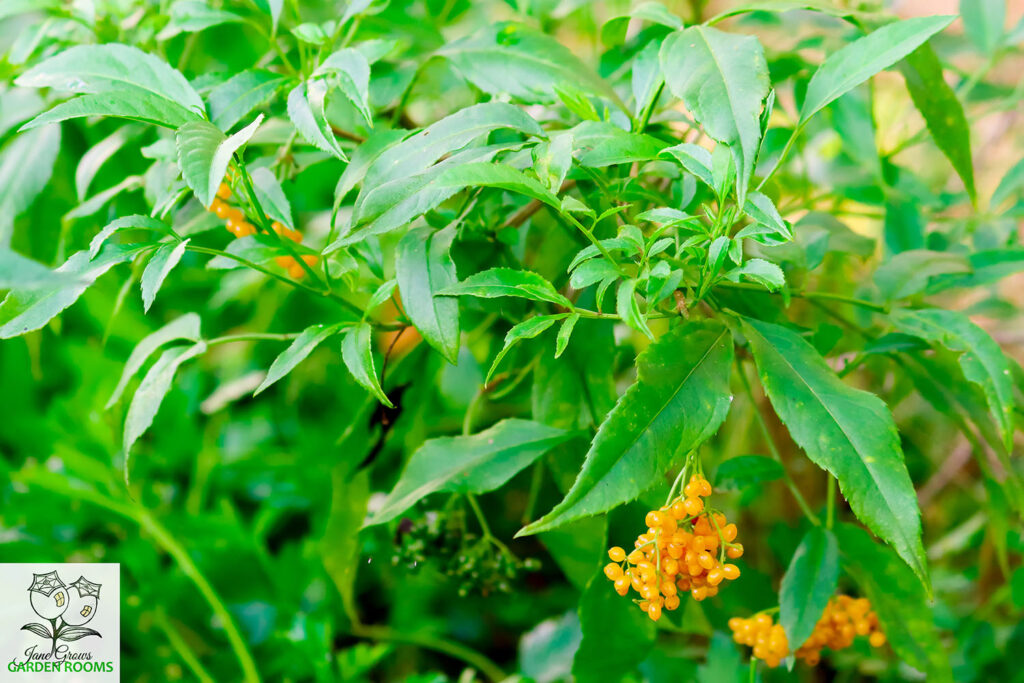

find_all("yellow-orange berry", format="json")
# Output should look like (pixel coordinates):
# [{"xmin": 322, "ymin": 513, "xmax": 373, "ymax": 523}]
[
  {"xmin": 603, "ymin": 563, "xmax": 623, "ymax": 581},
  {"xmin": 216, "ymin": 182, "xmax": 232, "ymax": 199},
  {"xmin": 726, "ymin": 543, "xmax": 744, "ymax": 559},
  {"xmin": 722, "ymin": 564, "xmax": 740, "ymax": 580},
  {"xmin": 869, "ymin": 631, "xmax": 886, "ymax": 647},
  {"xmin": 608, "ymin": 547, "xmax": 626, "ymax": 562},
  {"xmin": 664, "ymin": 594, "xmax": 680, "ymax": 610}
]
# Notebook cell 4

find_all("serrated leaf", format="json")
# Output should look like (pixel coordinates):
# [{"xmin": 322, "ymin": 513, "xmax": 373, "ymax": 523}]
[
  {"xmin": 0, "ymin": 250, "xmax": 70, "ymax": 289},
  {"xmin": 571, "ymin": 121, "xmax": 665, "ymax": 168},
  {"xmin": 519, "ymin": 320, "xmax": 734, "ymax": 536},
  {"xmin": 616, "ymin": 279, "xmax": 654, "ymax": 341},
  {"xmin": 107, "ymin": 313, "xmax": 202, "ymax": 408},
  {"xmin": 740, "ymin": 316, "xmax": 928, "ymax": 584},
  {"xmin": 436, "ymin": 162, "xmax": 561, "ymax": 209},
  {"xmin": 176, "ymin": 116, "xmax": 263, "ymax": 208},
  {"xmin": 21, "ymin": 90, "xmax": 202, "ymax": 131},
  {"xmin": 439, "ymin": 22, "xmax": 621, "ymax": 106},
  {"xmin": 834, "ymin": 523, "xmax": 952, "ymax": 681},
  {"xmin": 316, "ymin": 48, "xmax": 373, "ymax": 126},
  {"xmin": 602, "ymin": 2, "xmax": 683, "ymax": 46},
  {"xmin": 15, "ymin": 43, "xmax": 204, "ymax": 115},
  {"xmin": 250, "ymin": 167, "xmax": 293, "ymax": 228},
  {"xmin": 396, "ymin": 226, "xmax": 460, "ymax": 364},
  {"xmin": 255, "ymin": 323, "xmax": 347, "ymax": 395},
  {"xmin": 573, "ymin": 571, "xmax": 656, "ymax": 683},
  {"xmin": 89, "ymin": 214, "xmax": 171, "ymax": 258},
  {"xmin": 899, "ymin": 44, "xmax": 976, "ymax": 202},
  {"xmin": 660, "ymin": 26, "xmax": 770, "ymax": 203},
  {"xmin": 724, "ymin": 258, "xmax": 785, "ymax": 291},
  {"xmin": 487, "ymin": 314, "xmax": 564, "ymax": 383},
  {"xmin": 741, "ymin": 191, "xmax": 791, "ymax": 244},
  {"xmin": 364, "ymin": 419, "xmax": 572, "ymax": 525},
  {"xmin": 661, "ymin": 142, "xmax": 713, "ymax": 187},
  {"xmin": 890, "ymin": 308, "xmax": 1015, "ymax": 451},
  {"xmin": 340, "ymin": 322, "xmax": 392, "ymax": 407},
  {"xmin": 287, "ymin": 81, "xmax": 347, "ymax": 160},
  {"xmin": 441, "ymin": 267, "xmax": 572, "ymax": 308},
  {"xmin": 140, "ymin": 239, "xmax": 188, "ymax": 312},
  {"xmin": 124, "ymin": 341, "xmax": 207, "ymax": 453},
  {"xmin": 76, "ymin": 127, "xmax": 134, "ymax": 201},
  {"xmin": 0, "ymin": 243, "xmax": 141, "ymax": 339},
  {"xmin": 362, "ymin": 102, "xmax": 541, "ymax": 189},
  {"xmin": 163, "ymin": 0, "xmax": 244, "ymax": 36},
  {"xmin": 555, "ymin": 313, "xmax": 579, "ymax": 359},
  {"xmin": 799, "ymin": 16, "xmax": 955, "ymax": 124},
  {"xmin": 209, "ymin": 70, "xmax": 288, "ymax": 131},
  {"xmin": 333, "ymin": 129, "xmax": 406, "ymax": 213},
  {"xmin": 780, "ymin": 527, "xmax": 839, "ymax": 649}
]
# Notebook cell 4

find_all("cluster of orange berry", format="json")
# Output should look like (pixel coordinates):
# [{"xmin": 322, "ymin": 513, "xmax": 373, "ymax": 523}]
[
  {"xmin": 603, "ymin": 474, "xmax": 743, "ymax": 622},
  {"xmin": 729, "ymin": 595, "xmax": 886, "ymax": 668},
  {"xmin": 206, "ymin": 179, "xmax": 317, "ymax": 279}
]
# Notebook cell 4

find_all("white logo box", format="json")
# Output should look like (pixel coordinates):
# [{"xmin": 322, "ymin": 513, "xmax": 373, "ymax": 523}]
[{"xmin": 0, "ymin": 564, "xmax": 120, "ymax": 682}]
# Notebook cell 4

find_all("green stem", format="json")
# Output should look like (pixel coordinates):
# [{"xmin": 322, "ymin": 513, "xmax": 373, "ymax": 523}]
[
  {"xmin": 205, "ymin": 333, "xmax": 300, "ymax": 347},
  {"xmin": 717, "ymin": 281, "xmax": 887, "ymax": 313},
  {"xmin": 153, "ymin": 608, "xmax": 216, "ymax": 683},
  {"xmin": 350, "ymin": 624, "xmax": 506, "ymax": 683},
  {"xmin": 737, "ymin": 360, "xmax": 821, "ymax": 527},
  {"xmin": 636, "ymin": 81, "xmax": 665, "ymax": 132},
  {"xmin": 756, "ymin": 125, "xmax": 801, "ymax": 192},
  {"xmin": 826, "ymin": 474, "xmax": 836, "ymax": 530}
]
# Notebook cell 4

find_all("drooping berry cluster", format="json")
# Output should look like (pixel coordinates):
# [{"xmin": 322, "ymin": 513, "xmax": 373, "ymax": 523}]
[
  {"xmin": 393, "ymin": 512, "xmax": 539, "ymax": 597},
  {"xmin": 729, "ymin": 595, "xmax": 886, "ymax": 668},
  {"xmin": 207, "ymin": 179, "xmax": 317, "ymax": 279},
  {"xmin": 604, "ymin": 474, "xmax": 743, "ymax": 621}
]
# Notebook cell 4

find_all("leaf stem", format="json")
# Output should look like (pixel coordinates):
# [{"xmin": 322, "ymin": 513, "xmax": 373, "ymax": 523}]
[
  {"xmin": 205, "ymin": 333, "xmax": 301, "ymax": 347},
  {"xmin": 737, "ymin": 360, "xmax": 821, "ymax": 526},
  {"xmin": 717, "ymin": 281, "xmax": 887, "ymax": 313}
]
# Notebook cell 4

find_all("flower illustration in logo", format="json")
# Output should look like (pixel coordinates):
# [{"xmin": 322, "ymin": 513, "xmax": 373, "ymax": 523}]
[
  {"xmin": 23, "ymin": 570, "xmax": 102, "ymax": 654},
  {"xmin": 63, "ymin": 577, "xmax": 101, "ymax": 626},
  {"xmin": 28, "ymin": 571, "xmax": 69, "ymax": 621}
]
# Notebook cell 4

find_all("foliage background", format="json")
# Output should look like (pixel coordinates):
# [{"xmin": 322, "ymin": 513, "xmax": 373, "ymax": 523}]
[{"xmin": 1, "ymin": 0, "xmax": 1023, "ymax": 681}]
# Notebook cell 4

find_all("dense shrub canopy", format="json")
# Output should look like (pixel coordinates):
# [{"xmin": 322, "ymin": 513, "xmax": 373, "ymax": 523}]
[{"xmin": 1, "ymin": 0, "xmax": 1023, "ymax": 681}]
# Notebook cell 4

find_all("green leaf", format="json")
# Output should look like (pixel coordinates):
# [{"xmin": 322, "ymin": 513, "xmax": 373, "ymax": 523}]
[
  {"xmin": 487, "ymin": 314, "xmax": 564, "ymax": 383},
  {"xmin": 162, "ymin": 0, "xmax": 244, "ymax": 36},
  {"xmin": 435, "ymin": 162, "xmax": 561, "ymax": 209},
  {"xmin": 89, "ymin": 214, "xmax": 170, "ymax": 258},
  {"xmin": 540, "ymin": 518, "xmax": 607, "ymax": 591},
  {"xmin": 533, "ymin": 134, "xmax": 573, "ymax": 191},
  {"xmin": 316, "ymin": 49, "xmax": 373, "ymax": 126},
  {"xmin": 740, "ymin": 316, "xmax": 927, "ymax": 584},
  {"xmin": 0, "ymin": 243, "xmax": 141, "ymax": 339},
  {"xmin": 291, "ymin": 22, "xmax": 328, "ymax": 45},
  {"xmin": 660, "ymin": 26, "xmax": 770, "ymax": 202},
  {"xmin": 362, "ymin": 102, "xmax": 541, "ymax": 189},
  {"xmin": 107, "ymin": 313, "xmax": 202, "ymax": 408},
  {"xmin": 176, "ymin": 116, "xmax": 263, "ymax": 208},
  {"xmin": 571, "ymin": 121, "xmax": 665, "ymax": 168},
  {"xmin": 255, "ymin": 323, "xmax": 347, "ymax": 396},
  {"xmin": 961, "ymin": 0, "xmax": 1005, "ymax": 54},
  {"xmin": 602, "ymin": 2, "xmax": 683, "ymax": 46},
  {"xmin": 396, "ymin": 226, "xmax": 460, "ymax": 364},
  {"xmin": 249, "ymin": 167, "xmax": 293, "ymax": 228},
  {"xmin": 799, "ymin": 16, "xmax": 955, "ymax": 124},
  {"xmin": 442, "ymin": 267, "xmax": 573, "ymax": 308},
  {"xmin": 740, "ymin": 191, "xmax": 792, "ymax": 244},
  {"xmin": 616, "ymin": 279, "xmax": 654, "ymax": 341},
  {"xmin": 140, "ymin": 239, "xmax": 188, "ymax": 312},
  {"xmin": 208, "ymin": 70, "xmax": 288, "ymax": 131},
  {"xmin": 0, "ymin": 126, "xmax": 61, "ymax": 242},
  {"xmin": 340, "ymin": 322, "xmax": 393, "ymax": 408},
  {"xmin": 439, "ymin": 23, "xmax": 622, "ymax": 106},
  {"xmin": 15, "ymin": 43, "xmax": 204, "ymax": 115},
  {"xmin": 780, "ymin": 527, "xmax": 839, "ymax": 649},
  {"xmin": 333, "ymin": 129, "xmax": 405, "ymax": 212},
  {"xmin": 364, "ymin": 419, "xmax": 572, "ymax": 525},
  {"xmin": 0, "ymin": 250, "xmax": 70, "ymax": 290},
  {"xmin": 21, "ymin": 91, "xmax": 202, "ymax": 130},
  {"xmin": 724, "ymin": 258, "xmax": 785, "ymax": 291},
  {"xmin": 322, "ymin": 466, "xmax": 371, "ymax": 620},
  {"xmin": 123, "ymin": 341, "xmax": 207, "ymax": 453},
  {"xmin": 520, "ymin": 320, "xmax": 734, "ymax": 536},
  {"xmin": 873, "ymin": 249, "xmax": 971, "ymax": 300},
  {"xmin": 899, "ymin": 44, "xmax": 976, "ymax": 202},
  {"xmin": 661, "ymin": 143, "xmax": 713, "ymax": 187},
  {"xmin": 555, "ymin": 313, "xmax": 579, "ymax": 359},
  {"xmin": 713, "ymin": 454, "xmax": 783, "ymax": 491},
  {"xmin": 992, "ymin": 157, "xmax": 1024, "ymax": 208},
  {"xmin": 287, "ymin": 81, "xmax": 347, "ymax": 161},
  {"xmin": 834, "ymin": 523, "xmax": 952, "ymax": 681},
  {"xmin": 573, "ymin": 571, "xmax": 656, "ymax": 683},
  {"xmin": 889, "ymin": 308, "xmax": 1015, "ymax": 451}
]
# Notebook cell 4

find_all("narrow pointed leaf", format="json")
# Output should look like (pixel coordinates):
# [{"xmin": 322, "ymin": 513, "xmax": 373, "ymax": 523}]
[
  {"xmin": 124, "ymin": 341, "xmax": 207, "ymax": 453},
  {"xmin": 107, "ymin": 313, "xmax": 202, "ymax": 408},
  {"xmin": 519, "ymin": 320, "xmax": 734, "ymax": 536},
  {"xmin": 140, "ymin": 239, "xmax": 188, "ymax": 312},
  {"xmin": 396, "ymin": 226, "xmax": 460, "ymax": 363},
  {"xmin": 255, "ymin": 323, "xmax": 346, "ymax": 395},
  {"xmin": 780, "ymin": 527, "xmax": 839, "ymax": 649},
  {"xmin": 341, "ymin": 322, "xmax": 393, "ymax": 407},
  {"xmin": 175, "ymin": 115, "xmax": 263, "ymax": 207},
  {"xmin": 442, "ymin": 267, "xmax": 572, "ymax": 308}
]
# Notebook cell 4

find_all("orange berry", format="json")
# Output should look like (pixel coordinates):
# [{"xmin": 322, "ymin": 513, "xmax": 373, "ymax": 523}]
[
  {"xmin": 216, "ymin": 182, "xmax": 232, "ymax": 199},
  {"xmin": 682, "ymin": 497, "xmax": 703, "ymax": 516},
  {"xmin": 690, "ymin": 586, "xmax": 708, "ymax": 601},
  {"xmin": 645, "ymin": 511, "xmax": 663, "ymax": 528},
  {"xmin": 275, "ymin": 256, "xmax": 294, "ymax": 269},
  {"xmin": 608, "ymin": 547, "xmax": 626, "ymax": 562},
  {"xmin": 225, "ymin": 207, "xmax": 245, "ymax": 223},
  {"xmin": 213, "ymin": 201, "xmax": 233, "ymax": 219},
  {"xmin": 664, "ymin": 594, "xmax": 680, "ymax": 610},
  {"xmin": 722, "ymin": 523, "xmax": 738, "ymax": 542},
  {"xmin": 726, "ymin": 543, "xmax": 744, "ymax": 559},
  {"xmin": 209, "ymin": 198, "xmax": 227, "ymax": 215},
  {"xmin": 699, "ymin": 479, "xmax": 712, "ymax": 496},
  {"xmin": 287, "ymin": 263, "xmax": 305, "ymax": 279},
  {"xmin": 647, "ymin": 602, "xmax": 662, "ymax": 621},
  {"xmin": 722, "ymin": 564, "xmax": 740, "ymax": 580},
  {"xmin": 603, "ymin": 563, "xmax": 623, "ymax": 581},
  {"xmin": 869, "ymin": 631, "xmax": 886, "ymax": 647},
  {"xmin": 613, "ymin": 577, "xmax": 630, "ymax": 596},
  {"xmin": 706, "ymin": 568, "xmax": 724, "ymax": 586},
  {"xmin": 670, "ymin": 501, "xmax": 687, "ymax": 519},
  {"xmin": 697, "ymin": 552, "xmax": 715, "ymax": 570},
  {"xmin": 301, "ymin": 254, "xmax": 318, "ymax": 267}
]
